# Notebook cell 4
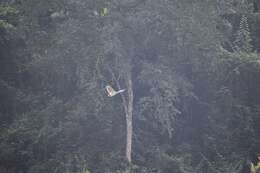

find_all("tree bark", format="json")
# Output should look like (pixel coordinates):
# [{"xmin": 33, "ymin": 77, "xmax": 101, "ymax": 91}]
[
  {"xmin": 125, "ymin": 74, "xmax": 133, "ymax": 163},
  {"xmin": 113, "ymin": 71, "xmax": 133, "ymax": 163}
]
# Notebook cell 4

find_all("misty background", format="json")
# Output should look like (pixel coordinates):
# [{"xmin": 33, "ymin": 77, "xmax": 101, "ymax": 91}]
[{"xmin": 1, "ymin": 0, "xmax": 260, "ymax": 173}]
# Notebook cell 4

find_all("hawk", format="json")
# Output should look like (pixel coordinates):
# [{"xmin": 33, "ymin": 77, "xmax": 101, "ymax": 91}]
[{"xmin": 106, "ymin": 85, "xmax": 125, "ymax": 97}]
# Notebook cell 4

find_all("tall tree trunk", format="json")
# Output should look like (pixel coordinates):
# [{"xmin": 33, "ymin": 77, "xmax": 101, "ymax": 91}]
[
  {"xmin": 109, "ymin": 68, "xmax": 133, "ymax": 163},
  {"xmin": 125, "ymin": 74, "xmax": 133, "ymax": 163}
]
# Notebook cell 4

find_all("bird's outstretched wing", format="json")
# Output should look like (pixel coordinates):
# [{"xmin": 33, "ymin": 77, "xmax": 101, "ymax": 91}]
[{"xmin": 117, "ymin": 89, "xmax": 125, "ymax": 93}]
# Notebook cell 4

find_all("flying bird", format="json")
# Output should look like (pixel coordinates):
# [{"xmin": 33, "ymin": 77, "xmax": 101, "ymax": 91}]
[{"xmin": 106, "ymin": 85, "xmax": 125, "ymax": 97}]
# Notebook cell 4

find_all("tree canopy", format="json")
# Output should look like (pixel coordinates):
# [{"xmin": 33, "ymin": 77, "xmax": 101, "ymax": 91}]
[{"xmin": 1, "ymin": 0, "xmax": 260, "ymax": 173}]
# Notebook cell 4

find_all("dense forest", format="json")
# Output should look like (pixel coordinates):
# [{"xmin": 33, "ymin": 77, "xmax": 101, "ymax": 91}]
[{"xmin": 1, "ymin": 0, "xmax": 260, "ymax": 173}]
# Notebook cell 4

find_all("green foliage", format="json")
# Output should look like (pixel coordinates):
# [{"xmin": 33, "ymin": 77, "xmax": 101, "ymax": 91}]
[
  {"xmin": 138, "ymin": 63, "xmax": 180, "ymax": 138},
  {"xmin": 100, "ymin": 7, "xmax": 108, "ymax": 17},
  {"xmin": 0, "ymin": 5, "xmax": 18, "ymax": 16},
  {"xmin": 0, "ymin": 5, "xmax": 18, "ymax": 29},
  {"xmin": 0, "ymin": 19, "xmax": 13, "ymax": 28},
  {"xmin": 1, "ymin": 0, "xmax": 260, "ymax": 173}
]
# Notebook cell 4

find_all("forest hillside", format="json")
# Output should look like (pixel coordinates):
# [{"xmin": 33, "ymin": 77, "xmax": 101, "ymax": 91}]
[{"xmin": 1, "ymin": 0, "xmax": 260, "ymax": 173}]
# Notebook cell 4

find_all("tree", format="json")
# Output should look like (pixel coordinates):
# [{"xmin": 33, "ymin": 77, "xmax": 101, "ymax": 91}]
[
  {"xmin": 97, "ymin": 0, "xmax": 180, "ymax": 163},
  {"xmin": 234, "ymin": 15, "xmax": 253, "ymax": 53}
]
